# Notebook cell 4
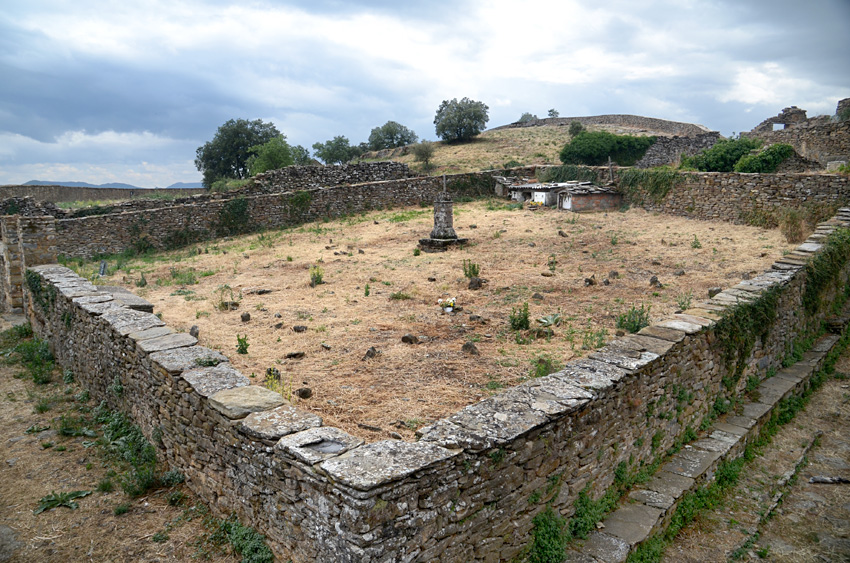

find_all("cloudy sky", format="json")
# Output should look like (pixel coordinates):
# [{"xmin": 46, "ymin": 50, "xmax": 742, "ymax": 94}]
[{"xmin": 2, "ymin": 0, "xmax": 848, "ymax": 187}]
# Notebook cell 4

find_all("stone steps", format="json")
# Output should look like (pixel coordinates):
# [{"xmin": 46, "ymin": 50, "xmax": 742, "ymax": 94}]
[{"xmin": 567, "ymin": 325, "xmax": 848, "ymax": 562}]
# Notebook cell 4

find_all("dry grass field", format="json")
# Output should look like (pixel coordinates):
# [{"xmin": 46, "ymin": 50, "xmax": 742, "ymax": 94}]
[
  {"xmin": 65, "ymin": 200, "xmax": 796, "ymax": 442},
  {"xmin": 367, "ymin": 123, "xmax": 662, "ymax": 175}
]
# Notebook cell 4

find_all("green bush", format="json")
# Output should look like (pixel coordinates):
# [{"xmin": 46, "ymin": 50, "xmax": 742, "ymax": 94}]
[
  {"xmin": 462, "ymin": 259, "xmax": 480, "ymax": 278},
  {"xmin": 236, "ymin": 334, "xmax": 249, "ymax": 354},
  {"xmin": 680, "ymin": 137, "xmax": 762, "ymax": 172},
  {"xmin": 734, "ymin": 143, "xmax": 794, "ymax": 173},
  {"xmin": 560, "ymin": 131, "xmax": 656, "ymax": 166},
  {"xmin": 509, "ymin": 302, "xmax": 530, "ymax": 331},
  {"xmin": 568, "ymin": 121, "xmax": 585, "ymax": 137},
  {"xmin": 309, "ymin": 265, "xmax": 324, "ymax": 287},
  {"xmin": 616, "ymin": 304, "xmax": 651, "ymax": 333}
]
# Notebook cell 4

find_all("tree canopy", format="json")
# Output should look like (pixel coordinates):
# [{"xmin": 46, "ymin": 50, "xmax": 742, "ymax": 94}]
[
  {"xmin": 412, "ymin": 141, "xmax": 436, "ymax": 171},
  {"xmin": 312, "ymin": 136, "xmax": 361, "ymax": 165},
  {"xmin": 548, "ymin": 109, "xmax": 559, "ymax": 118},
  {"xmin": 433, "ymin": 97, "xmax": 489, "ymax": 143},
  {"xmin": 559, "ymin": 131, "xmax": 656, "ymax": 166},
  {"xmin": 368, "ymin": 121, "xmax": 418, "ymax": 151},
  {"xmin": 517, "ymin": 112, "xmax": 538, "ymax": 123},
  {"xmin": 246, "ymin": 135, "xmax": 294, "ymax": 176},
  {"xmin": 195, "ymin": 118, "xmax": 280, "ymax": 188}
]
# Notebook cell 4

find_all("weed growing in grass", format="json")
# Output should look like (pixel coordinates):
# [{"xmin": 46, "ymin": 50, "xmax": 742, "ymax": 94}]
[
  {"xmin": 196, "ymin": 513, "xmax": 274, "ymax": 563},
  {"xmin": 509, "ymin": 302, "xmax": 530, "ymax": 330},
  {"xmin": 236, "ymin": 335, "xmax": 249, "ymax": 355},
  {"xmin": 113, "ymin": 503, "xmax": 130, "ymax": 515},
  {"xmin": 581, "ymin": 327, "xmax": 607, "ymax": 350},
  {"xmin": 389, "ymin": 291, "xmax": 412, "ymax": 300},
  {"xmin": 462, "ymin": 259, "xmax": 480, "ymax": 278},
  {"xmin": 531, "ymin": 355, "xmax": 562, "ymax": 378},
  {"xmin": 34, "ymin": 490, "xmax": 92, "ymax": 514},
  {"xmin": 364, "ymin": 283, "xmax": 370, "ymax": 297},
  {"xmin": 309, "ymin": 265, "xmax": 324, "ymax": 287},
  {"xmin": 691, "ymin": 235, "xmax": 702, "ymax": 249},
  {"xmin": 676, "ymin": 291, "xmax": 693, "ymax": 311},
  {"xmin": 616, "ymin": 303, "xmax": 651, "ymax": 333}
]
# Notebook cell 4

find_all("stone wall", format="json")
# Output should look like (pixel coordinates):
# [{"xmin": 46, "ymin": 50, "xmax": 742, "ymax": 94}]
[
  {"xmin": 23, "ymin": 197, "xmax": 850, "ymax": 561},
  {"xmin": 493, "ymin": 115, "xmax": 713, "ymax": 137},
  {"xmin": 627, "ymin": 171, "xmax": 850, "ymax": 223},
  {"xmin": 743, "ymin": 101, "xmax": 850, "ymax": 166},
  {"xmin": 634, "ymin": 133, "xmax": 721, "ymax": 168},
  {"xmin": 48, "ymin": 170, "xmax": 501, "ymax": 259},
  {"xmin": 0, "ymin": 185, "xmax": 207, "ymax": 203},
  {"xmin": 248, "ymin": 161, "xmax": 413, "ymax": 195}
]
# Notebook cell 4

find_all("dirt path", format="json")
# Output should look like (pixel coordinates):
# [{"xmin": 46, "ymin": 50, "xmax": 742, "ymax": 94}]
[{"xmin": 663, "ymin": 357, "xmax": 850, "ymax": 562}]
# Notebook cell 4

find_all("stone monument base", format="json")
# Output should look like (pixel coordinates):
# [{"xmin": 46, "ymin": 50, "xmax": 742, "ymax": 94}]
[{"xmin": 418, "ymin": 237, "xmax": 469, "ymax": 253}]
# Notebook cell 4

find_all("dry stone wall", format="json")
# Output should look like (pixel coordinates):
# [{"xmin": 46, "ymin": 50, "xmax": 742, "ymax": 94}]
[
  {"xmin": 743, "ymin": 103, "xmax": 850, "ymax": 166},
  {"xmin": 50, "ymin": 171, "xmax": 498, "ymax": 259},
  {"xmin": 634, "ymin": 133, "xmax": 721, "ymax": 168},
  {"xmin": 493, "ymin": 115, "xmax": 713, "ymax": 137},
  {"xmin": 23, "ymin": 201, "xmax": 850, "ymax": 561},
  {"xmin": 0, "ymin": 185, "xmax": 206, "ymax": 203},
  {"xmin": 627, "ymin": 171, "xmax": 850, "ymax": 223}
]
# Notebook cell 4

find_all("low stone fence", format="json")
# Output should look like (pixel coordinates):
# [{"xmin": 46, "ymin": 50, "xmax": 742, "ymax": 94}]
[
  {"xmin": 23, "ymin": 192, "xmax": 850, "ymax": 561},
  {"xmin": 630, "ymin": 171, "xmax": 850, "ymax": 222}
]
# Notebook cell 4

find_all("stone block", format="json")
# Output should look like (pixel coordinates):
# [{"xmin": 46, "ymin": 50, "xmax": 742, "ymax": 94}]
[
  {"xmin": 320, "ymin": 440, "xmax": 460, "ymax": 491},
  {"xmin": 638, "ymin": 325, "xmax": 686, "ymax": 342},
  {"xmin": 150, "ymin": 346, "xmax": 228, "ymax": 375},
  {"xmin": 643, "ymin": 470, "xmax": 694, "ymax": 499},
  {"xmin": 209, "ymin": 385, "xmax": 287, "ymax": 419},
  {"xmin": 601, "ymin": 502, "xmax": 663, "ymax": 544},
  {"xmin": 127, "ymin": 325, "xmax": 174, "ymax": 341},
  {"xmin": 277, "ymin": 427, "xmax": 364, "ymax": 465},
  {"xmin": 98, "ymin": 285, "xmax": 155, "ymax": 312},
  {"xmin": 182, "ymin": 363, "xmax": 249, "ymax": 398},
  {"xmin": 661, "ymin": 447, "xmax": 721, "ymax": 479},
  {"xmin": 137, "ymin": 332, "xmax": 197, "ymax": 353},
  {"xmin": 573, "ymin": 531, "xmax": 630, "ymax": 563},
  {"xmin": 239, "ymin": 405, "xmax": 323, "ymax": 441}
]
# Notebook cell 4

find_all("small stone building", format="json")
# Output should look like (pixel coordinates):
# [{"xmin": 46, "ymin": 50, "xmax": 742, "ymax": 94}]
[{"xmin": 508, "ymin": 181, "xmax": 622, "ymax": 211}]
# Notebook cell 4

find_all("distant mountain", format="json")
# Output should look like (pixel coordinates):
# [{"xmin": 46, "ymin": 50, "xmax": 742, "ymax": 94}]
[{"xmin": 22, "ymin": 180, "xmax": 205, "ymax": 190}]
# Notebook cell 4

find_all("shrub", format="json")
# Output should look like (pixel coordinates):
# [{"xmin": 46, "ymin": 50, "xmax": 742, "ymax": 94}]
[
  {"xmin": 616, "ymin": 304, "xmax": 651, "ymax": 333},
  {"xmin": 560, "ymin": 131, "xmax": 655, "ymax": 166},
  {"xmin": 734, "ymin": 143, "xmax": 794, "ymax": 173},
  {"xmin": 778, "ymin": 208, "xmax": 806, "ymax": 243},
  {"xmin": 412, "ymin": 141, "xmax": 436, "ymax": 171},
  {"xmin": 569, "ymin": 121, "xmax": 585, "ymax": 137},
  {"xmin": 462, "ymin": 259, "xmax": 480, "ymax": 278},
  {"xmin": 509, "ymin": 302, "xmax": 530, "ymax": 330},
  {"xmin": 309, "ymin": 265, "xmax": 324, "ymax": 287},
  {"xmin": 236, "ymin": 335, "xmax": 249, "ymax": 354},
  {"xmin": 680, "ymin": 137, "xmax": 762, "ymax": 172}
]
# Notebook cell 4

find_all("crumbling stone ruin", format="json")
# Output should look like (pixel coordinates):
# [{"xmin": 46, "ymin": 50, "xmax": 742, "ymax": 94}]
[{"xmin": 743, "ymin": 99, "xmax": 850, "ymax": 168}]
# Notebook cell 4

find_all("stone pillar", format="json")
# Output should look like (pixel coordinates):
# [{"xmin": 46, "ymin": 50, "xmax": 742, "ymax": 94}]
[
  {"xmin": 18, "ymin": 216, "xmax": 57, "ymax": 268},
  {"xmin": 429, "ymin": 192, "xmax": 458, "ymax": 240},
  {"xmin": 1, "ymin": 216, "xmax": 24, "ymax": 313}
]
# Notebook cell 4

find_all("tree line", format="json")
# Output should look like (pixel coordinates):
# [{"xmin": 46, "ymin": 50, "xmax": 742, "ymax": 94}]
[{"xmin": 194, "ymin": 97, "xmax": 494, "ymax": 188}]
